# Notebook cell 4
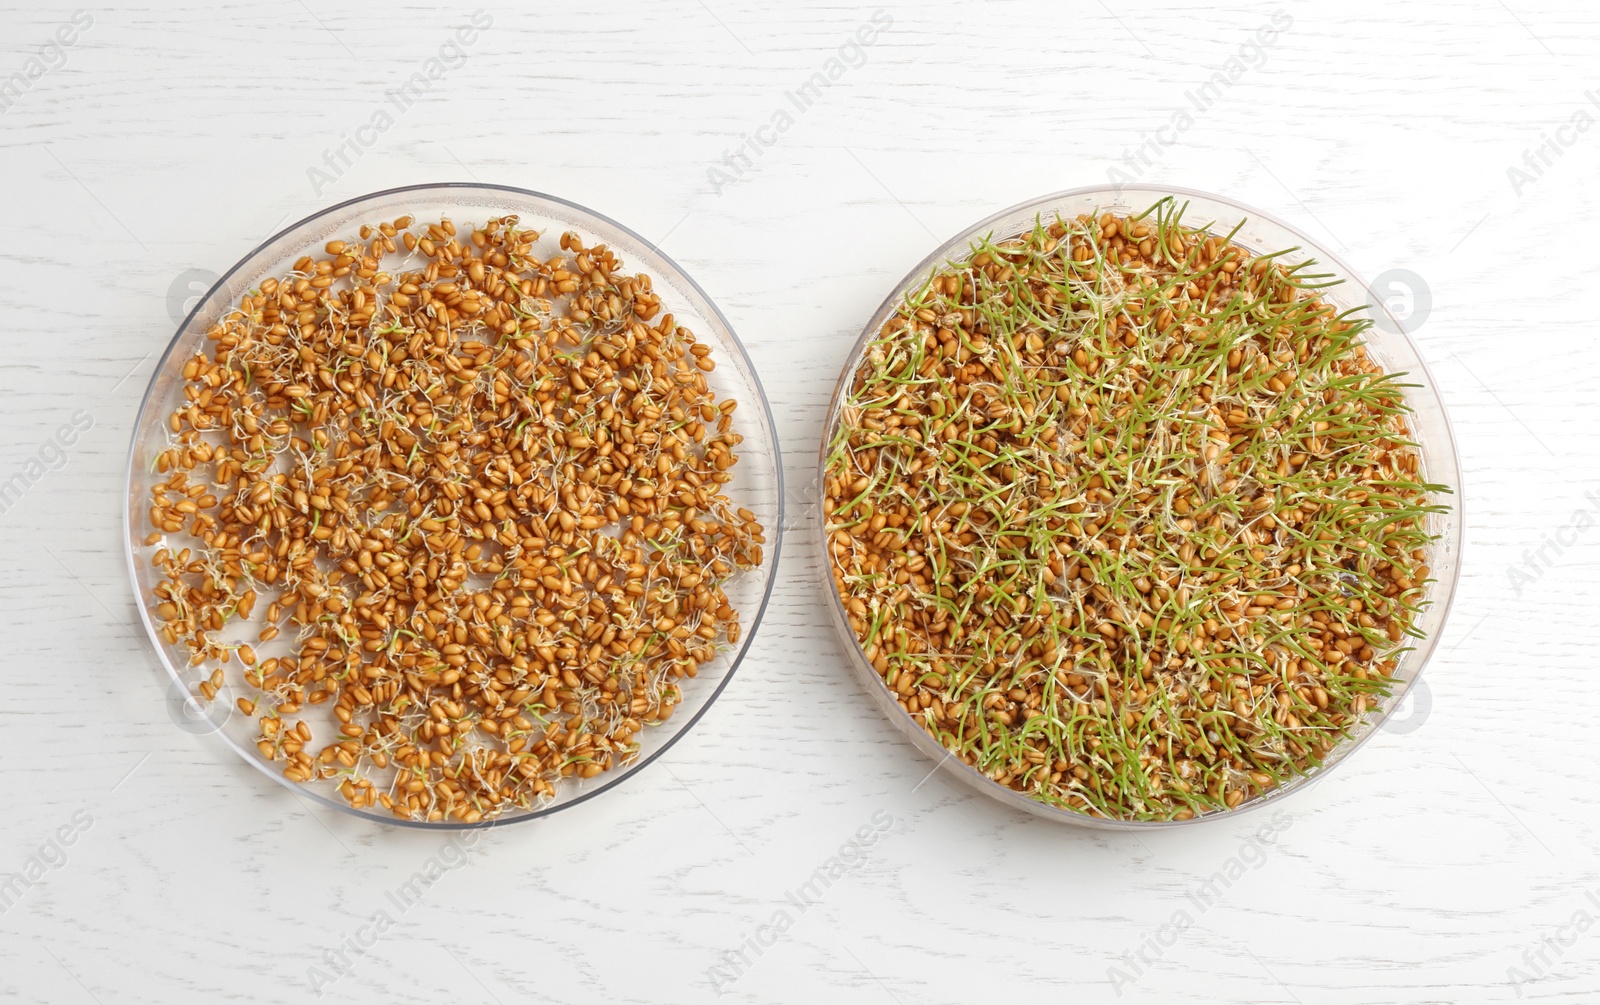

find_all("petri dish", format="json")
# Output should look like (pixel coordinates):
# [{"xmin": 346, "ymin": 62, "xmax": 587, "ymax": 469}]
[
  {"xmin": 817, "ymin": 184, "xmax": 1461, "ymax": 828},
  {"xmin": 126, "ymin": 183, "xmax": 783, "ymax": 828}
]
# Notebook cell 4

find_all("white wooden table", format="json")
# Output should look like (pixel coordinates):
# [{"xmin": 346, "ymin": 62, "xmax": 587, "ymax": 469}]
[{"xmin": 2, "ymin": 1, "xmax": 1596, "ymax": 1001}]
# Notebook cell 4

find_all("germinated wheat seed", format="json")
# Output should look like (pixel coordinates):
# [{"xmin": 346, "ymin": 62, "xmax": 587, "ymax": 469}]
[
  {"xmin": 146, "ymin": 214, "xmax": 765, "ymax": 823},
  {"xmin": 825, "ymin": 199, "xmax": 1445, "ymax": 821}
]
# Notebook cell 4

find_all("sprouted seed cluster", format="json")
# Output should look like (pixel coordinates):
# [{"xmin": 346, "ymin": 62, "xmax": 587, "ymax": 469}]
[
  {"xmin": 144, "ymin": 214, "xmax": 765, "ymax": 822},
  {"xmin": 824, "ymin": 199, "xmax": 1446, "ymax": 821}
]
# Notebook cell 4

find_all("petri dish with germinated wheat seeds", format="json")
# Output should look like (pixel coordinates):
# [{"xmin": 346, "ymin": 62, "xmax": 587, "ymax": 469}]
[
  {"xmin": 818, "ymin": 184, "xmax": 1460, "ymax": 828},
  {"xmin": 126, "ymin": 183, "xmax": 782, "ymax": 829}
]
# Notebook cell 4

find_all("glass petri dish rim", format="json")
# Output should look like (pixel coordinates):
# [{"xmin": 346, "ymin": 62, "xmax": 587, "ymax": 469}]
[
  {"xmin": 124, "ymin": 181, "xmax": 785, "ymax": 831},
  {"xmin": 816, "ymin": 182, "xmax": 1463, "ymax": 829}
]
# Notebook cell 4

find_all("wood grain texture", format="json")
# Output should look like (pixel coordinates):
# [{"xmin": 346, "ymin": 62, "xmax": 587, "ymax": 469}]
[{"xmin": 0, "ymin": 0, "xmax": 1597, "ymax": 1001}]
